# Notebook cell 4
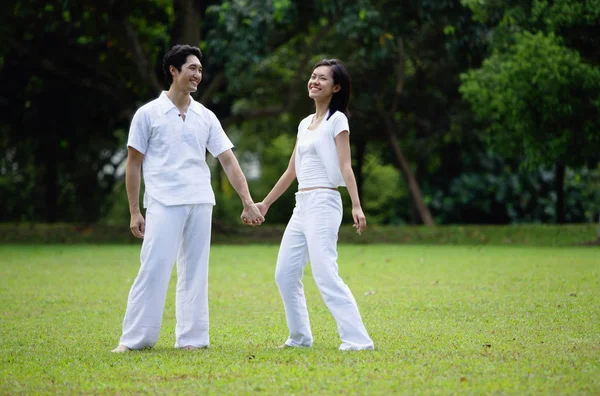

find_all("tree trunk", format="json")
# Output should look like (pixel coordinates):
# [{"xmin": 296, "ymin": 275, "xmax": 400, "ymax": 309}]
[
  {"xmin": 382, "ymin": 117, "xmax": 435, "ymax": 226},
  {"xmin": 354, "ymin": 135, "xmax": 365, "ymax": 203},
  {"xmin": 597, "ymin": 213, "xmax": 599, "ymax": 242},
  {"xmin": 379, "ymin": 37, "xmax": 433, "ymax": 225},
  {"xmin": 555, "ymin": 163, "xmax": 565, "ymax": 224},
  {"xmin": 35, "ymin": 91, "xmax": 60, "ymax": 223},
  {"xmin": 37, "ymin": 126, "xmax": 58, "ymax": 223},
  {"xmin": 173, "ymin": 0, "xmax": 202, "ymax": 46}
]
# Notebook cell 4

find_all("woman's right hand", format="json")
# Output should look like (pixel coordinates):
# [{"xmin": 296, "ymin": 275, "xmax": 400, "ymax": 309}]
[
  {"xmin": 255, "ymin": 202, "xmax": 269, "ymax": 217},
  {"xmin": 351, "ymin": 206, "xmax": 367, "ymax": 235}
]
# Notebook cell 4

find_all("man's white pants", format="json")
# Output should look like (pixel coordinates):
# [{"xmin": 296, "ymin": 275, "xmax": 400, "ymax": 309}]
[
  {"xmin": 276, "ymin": 189, "xmax": 374, "ymax": 350},
  {"xmin": 119, "ymin": 197, "xmax": 213, "ymax": 349}
]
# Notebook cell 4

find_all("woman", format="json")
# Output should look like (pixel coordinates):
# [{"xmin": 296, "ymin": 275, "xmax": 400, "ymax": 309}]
[{"xmin": 253, "ymin": 59, "xmax": 374, "ymax": 351}]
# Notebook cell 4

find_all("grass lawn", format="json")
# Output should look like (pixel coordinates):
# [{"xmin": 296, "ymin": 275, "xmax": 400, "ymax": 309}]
[{"xmin": 0, "ymin": 244, "xmax": 598, "ymax": 394}]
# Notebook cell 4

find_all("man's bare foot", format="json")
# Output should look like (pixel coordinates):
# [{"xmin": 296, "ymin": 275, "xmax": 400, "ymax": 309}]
[
  {"xmin": 181, "ymin": 345, "xmax": 208, "ymax": 350},
  {"xmin": 111, "ymin": 345, "xmax": 131, "ymax": 353}
]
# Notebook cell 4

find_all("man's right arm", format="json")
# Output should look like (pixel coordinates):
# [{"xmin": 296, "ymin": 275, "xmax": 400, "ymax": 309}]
[{"xmin": 126, "ymin": 147, "xmax": 145, "ymax": 238}]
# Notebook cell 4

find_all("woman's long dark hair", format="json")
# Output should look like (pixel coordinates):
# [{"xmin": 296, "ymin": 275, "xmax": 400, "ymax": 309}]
[{"xmin": 313, "ymin": 59, "xmax": 351, "ymax": 120}]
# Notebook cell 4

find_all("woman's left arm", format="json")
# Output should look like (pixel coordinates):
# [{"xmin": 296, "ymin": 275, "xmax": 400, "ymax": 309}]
[{"xmin": 335, "ymin": 131, "xmax": 367, "ymax": 234}]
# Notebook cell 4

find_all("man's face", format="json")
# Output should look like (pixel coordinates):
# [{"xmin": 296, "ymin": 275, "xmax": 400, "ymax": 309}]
[{"xmin": 171, "ymin": 55, "xmax": 202, "ymax": 93}]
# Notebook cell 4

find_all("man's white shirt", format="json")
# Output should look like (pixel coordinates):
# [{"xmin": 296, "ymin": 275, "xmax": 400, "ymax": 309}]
[{"xmin": 127, "ymin": 91, "xmax": 233, "ymax": 207}]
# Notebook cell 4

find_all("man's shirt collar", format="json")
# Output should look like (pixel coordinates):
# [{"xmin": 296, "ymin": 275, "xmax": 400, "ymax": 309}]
[{"xmin": 158, "ymin": 91, "xmax": 204, "ymax": 115}]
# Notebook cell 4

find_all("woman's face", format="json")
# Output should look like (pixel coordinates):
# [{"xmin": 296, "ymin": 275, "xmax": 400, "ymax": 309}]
[{"xmin": 307, "ymin": 65, "xmax": 340, "ymax": 100}]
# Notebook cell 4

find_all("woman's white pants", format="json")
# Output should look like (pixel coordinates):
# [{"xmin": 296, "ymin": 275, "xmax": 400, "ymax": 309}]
[
  {"xmin": 118, "ymin": 198, "xmax": 213, "ymax": 349},
  {"xmin": 276, "ymin": 189, "xmax": 374, "ymax": 350}
]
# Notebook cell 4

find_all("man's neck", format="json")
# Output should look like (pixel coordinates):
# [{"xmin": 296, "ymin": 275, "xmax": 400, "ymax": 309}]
[{"xmin": 166, "ymin": 88, "xmax": 191, "ymax": 112}]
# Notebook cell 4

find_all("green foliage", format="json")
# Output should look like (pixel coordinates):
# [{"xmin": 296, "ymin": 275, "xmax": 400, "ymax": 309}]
[
  {"xmin": 100, "ymin": 180, "xmax": 132, "ymax": 226},
  {"xmin": 361, "ymin": 153, "xmax": 407, "ymax": 224},
  {"xmin": 2, "ymin": 0, "xmax": 598, "ymax": 228},
  {"xmin": 0, "ymin": 0, "xmax": 174, "ymax": 222},
  {"xmin": 213, "ymin": 187, "xmax": 246, "ymax": 225},
  {"xmin": 1, "ymin": 245, "xmax": 599, "ymax": 393},
  {"xmin": 530, "ymin": 0, "xmax": 600, "ymax": 30},
  {"xmin": 581, "ymin": 163, "xmax": 600, "ymax": 228},
  {"xmin": 462, "ymin": 0, "xmax": 600, "ymax": 32},
  {"xmin": 427, "ymin": 151, "xmax": 599, "ymax": 224},
  {"xmin": 460, "ymin": 31, "xmax": 600, "ymax": 168},
  {"xmin": 0, "ymin": 130, "xmax": 36, "ymax": 221},
  {"xmin": 1, "ymin": 223, "xmax": 596, "ymax": 246},
  {"xmin": 250, "ymin": 133, "xmax": 298, "ymax": 224},
  {"xmin": 205, "ymin": 0, "xmax": 295, "ymax": 90}
]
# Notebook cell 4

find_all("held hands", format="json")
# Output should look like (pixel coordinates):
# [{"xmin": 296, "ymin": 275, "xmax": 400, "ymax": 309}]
[
  {"xmin": 241, "ymin": 201, "xmax": 268, "ymax": 227},
  {"xmin": 130, "ymin": 212, "xmax": 145, "ymax": 238},
  {"xmin": 241, "ymin": 203, "xmax": 265, "ymax": 226},
  {"xmin": 352, "ymin": 206, "xmax": 367, "ymax": 235},
  {"xmin": 255, "ymin": 202, "xmax": 269, "ymax": 217}
]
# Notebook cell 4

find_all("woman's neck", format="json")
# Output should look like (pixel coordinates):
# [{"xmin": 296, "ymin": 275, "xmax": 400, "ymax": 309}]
[{"xmin": 313, "ymin": 100, "xmax": 329, "ymax": 120}]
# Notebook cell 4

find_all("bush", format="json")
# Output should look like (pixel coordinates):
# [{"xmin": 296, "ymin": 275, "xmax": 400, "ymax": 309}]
[{"xmin": 0, "ymin": 223, "xmax": 596, "ymax": 246}]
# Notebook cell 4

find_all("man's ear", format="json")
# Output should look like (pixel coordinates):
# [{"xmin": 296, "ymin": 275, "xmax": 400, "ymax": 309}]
[{"xmin": 170, "ymin": 65, "xmax": 177, "ymax": 76}]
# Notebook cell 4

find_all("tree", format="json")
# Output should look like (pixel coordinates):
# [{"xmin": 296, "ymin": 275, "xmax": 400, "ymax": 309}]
[
  {"xmin": 459, "ymin": 0, "xmax": 600, "ymax": 223},
  {"xmin": 220, "ymin": 0, "xmax": 489, "ymax": 225},
  {"xmin": 0, "ymin": 0, "xmax": 174, "ymax": 222}
]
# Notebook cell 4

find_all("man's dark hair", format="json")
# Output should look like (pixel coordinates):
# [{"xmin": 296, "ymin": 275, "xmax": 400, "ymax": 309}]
[
  {"xmin": 162, "ymin": 45, "xmax": 203, "ymax": 86},
  {"xmin": 313, "ymin": 59, "xmax": 351, "ymax": 120}
]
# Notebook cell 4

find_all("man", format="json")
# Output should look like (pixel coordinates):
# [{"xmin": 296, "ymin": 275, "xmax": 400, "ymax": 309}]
[{"xmin": 112, "ymin": 45, "xmax": 263, "ymax": 352}]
